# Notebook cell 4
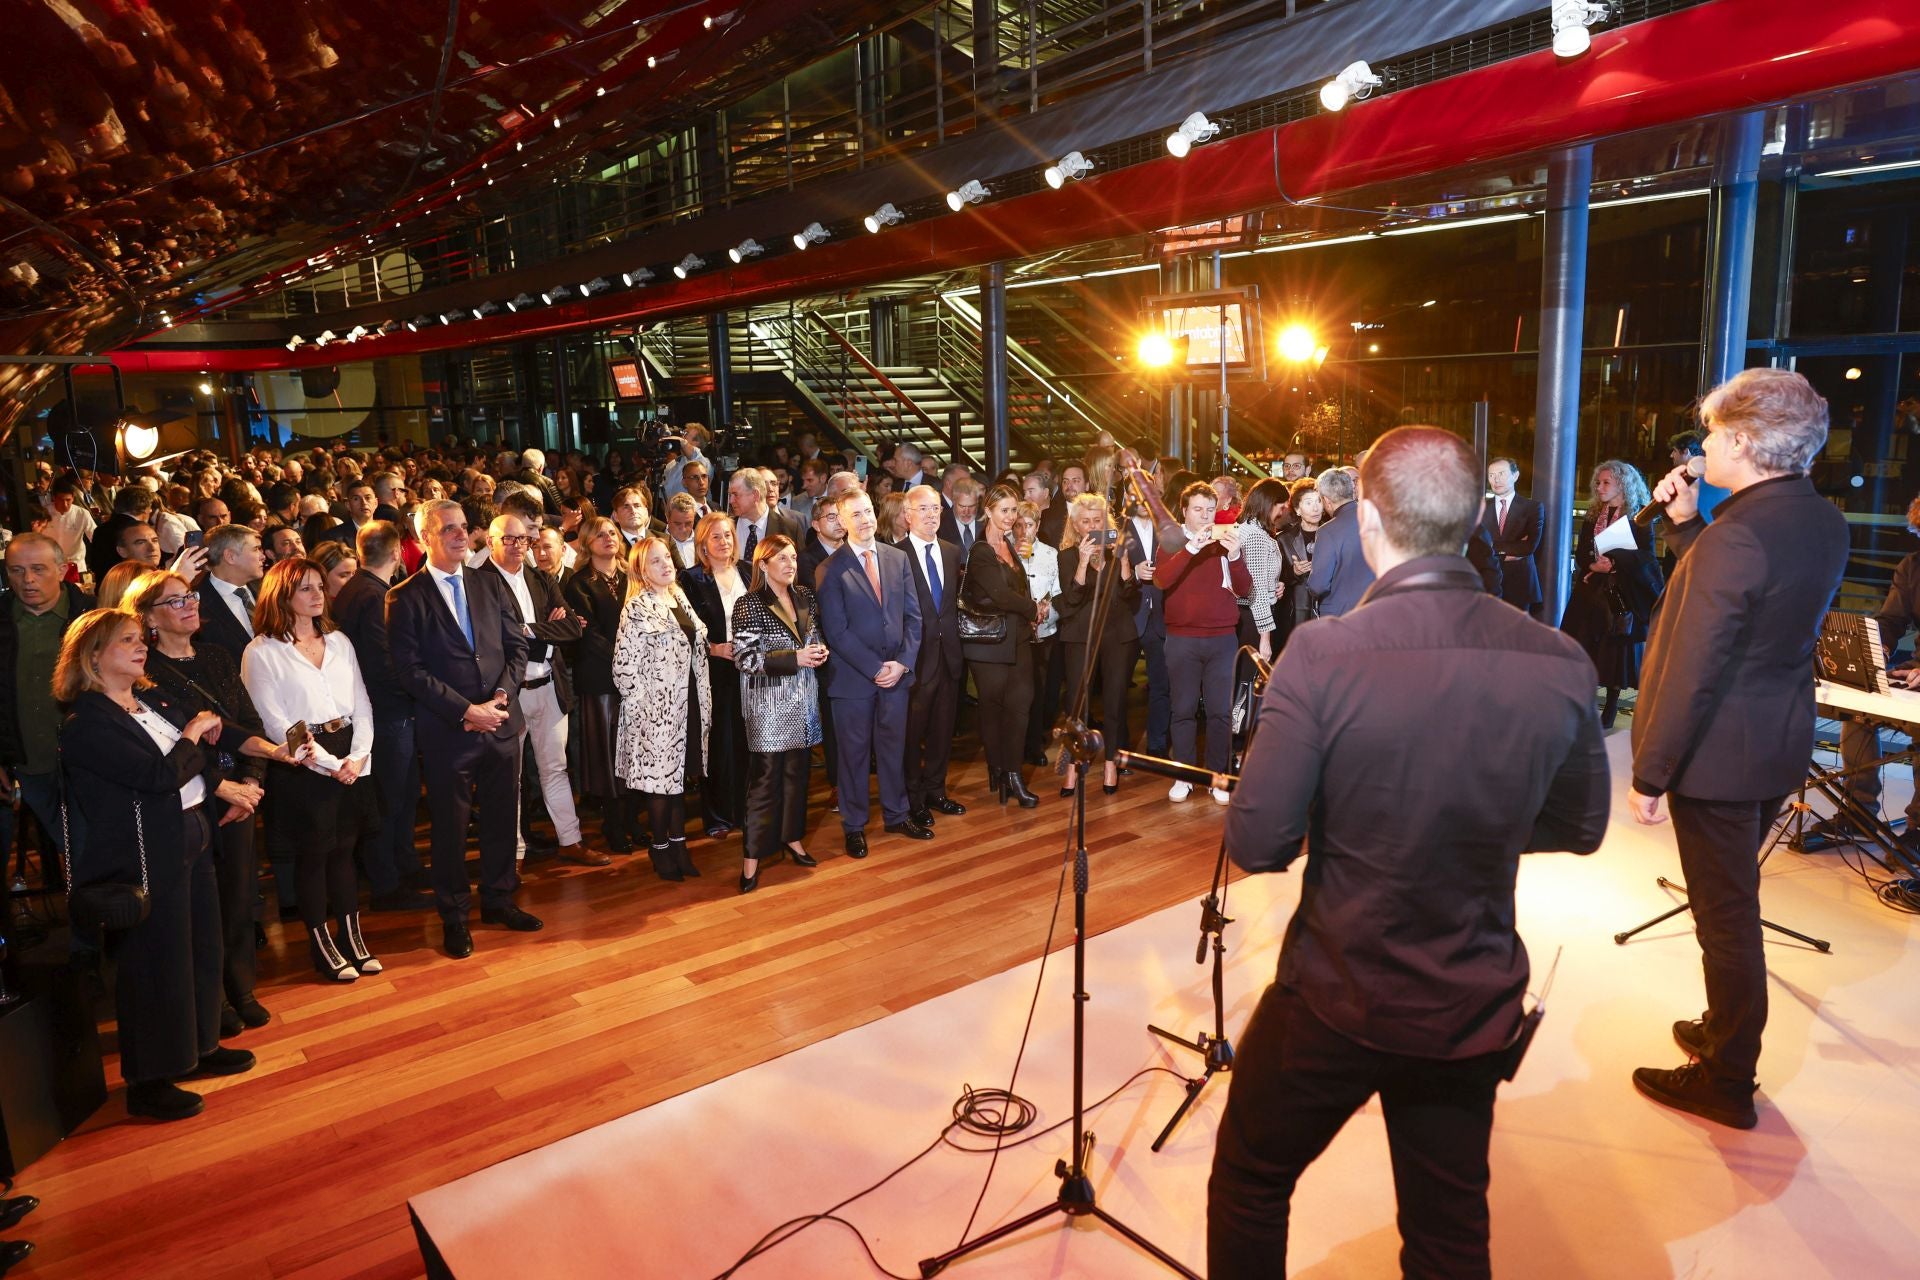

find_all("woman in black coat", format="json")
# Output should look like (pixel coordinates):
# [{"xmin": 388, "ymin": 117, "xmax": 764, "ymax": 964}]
[
  {"xmin": 678, "ymin": 512, "xmax": 751, "ymax": 839},
  {"xmin": 57, "ymin": 609, "xmax": 258, "ymax": 1123},
  {"xmin": 963, "ymin": 484, "xmax": 1041, "ymax": 807},
  {"xmin": 1560, "ymin": 460, "xmax": 1665, "ymax": 728},
  {"xmin": 564, "ymin": 516, "xmax": 635, "ymax": 850},
  {"xmin": 1055, "ymin": 493, "xmax": 1140, "ymax": 797}
]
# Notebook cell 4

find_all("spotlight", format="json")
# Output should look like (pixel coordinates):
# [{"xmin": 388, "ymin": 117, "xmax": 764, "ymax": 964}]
[
  {"xmin": 1136, "ymin": 333, "xmax": 1177, "ymax": 368},
  {"xmin": 507, "ymin": 292, "xmax": 538, "ymax": 312},
  {"xmin": 793, "ymin": 222, "xmax": 829, "ymax": 250},
  {"xmin": 441, "ymin": 310, "xmax": 464, "ymax": 324},
  {"xmin": 728, "ymin": 238, "xmax": 764, "ymax": 263},
  {"xmin": 674, "ymin": 254, "xmax": 705, "ymax": 279},
  {"xmin": 540, "ymin": 285, "xmax": 573, "ymax": 305},
  {"xmin": 1319, "ymin": 61, "xmax": 1382, "ymax": 112},
  {"xmin": 315, "ymin": 329, "xmax": 337, "ymax": 345},
  {"xmin": 121, "ymin": 420, "xmax": 159, "ymax": 461},
  {"xmin": 622, "ymin": 267, "xmax": 656, "ymax": 287},
  {"xmin": 1044, "ymin": 152, "xmax": 1093, "ymax": 188},
  {"xmin": 286, "ymin": 335, "xmax": 306, "ymax": 350},
  {"xmin": 405, "ymin": 315, "xmax": 431, "ymax": 331},
  {"xmin": 1277, "ymin": 323, "xmax": 1318, "ymax": 364},
  {"xmin": 1165, "ymin": 112, "xmax": 1220, "ymax": 159},
  {"xmin": 197, "ymin": 381, "xmax": 214, "ymax": 396},
  {"xmin": 863, "ymin": 203, "xmax": 903, "ymax": 233},
  {"xmin": 1845, "ymin": 366, "xmax": 1864, "ymax": 381},
  {"xmin": 1551, "ymin": 2, "xmax": 1611, "ymax": 58},
  {"xmin": 595, "ymin": 86, "xmax": 606, "ymax": 97},
  {"xmin": 581, "ymin": 276, "xmax": 612, "ymax": 295},
  {"xmin": 471, "ymin": 301, "xmax": 499, "ymax": 319},
  {"xmin": 346, "ymin": 324, "xmax": 369, "ymax": 340},
  {"xmin": 945, "ymin": 180, "xmax": 989, "ymax": 212}
]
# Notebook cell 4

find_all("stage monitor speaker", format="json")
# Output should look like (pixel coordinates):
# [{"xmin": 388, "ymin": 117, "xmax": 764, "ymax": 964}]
[
  {"xmin": 0, "ymin": 954, "xmax": 106, "ymax": 1178},
  {"xmin": 301, "ymin": 365, "xmax": 342, "ymax": 398}
]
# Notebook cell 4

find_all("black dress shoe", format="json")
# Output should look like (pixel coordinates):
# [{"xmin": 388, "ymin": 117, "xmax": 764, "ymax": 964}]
[
  {"xmin": 443, "ymin": 920, "xmax": 475, "ymax": 959},
  {"xmin": 369, "ymin": 887, "xmax": 436, "ymax": 912},
  {"xmin": 929, "ymin": 796, "xmax": 967, "ymax": 816},
  {"xmin": 0, "ymin": 1239, "xmax": 33, "ymax": 1274},
  {"xmin": 883, "ymin": 820, "xmax": 935, "ymax": 841},
  {"xmin": 1673, "ymin": 1018, "xmax": 1706, "ymax": 1058},
  {"xmin": 480, "ymin": 905, "xmax": 545, "ymax": 932},
  {"xmin": 787, "ymin": 846, "xmax": 819, "ymax": 868},
  {"xmin": 910, "ymin": 807, "xmax": 935, "ymax": 827},
  {"xmin": 1004, "ymin": 773, "xmax": 1040, "ymax": 809},
  {"xmin": 739, "ymin": 871, "xmax": 760, "ymax": 894},
  {"xmin": 1631, "ymin": 1062, "xmax": 1758, "ymax": 1129},
  {"xmin": 126, "ymin": 1080, "xmax": 204, "ymax": 1122},
  {"xmin": 0, "ymin": 1194, "xmax": 40, "ymax": 1232},
  {"xmin": 235, "ymin": 997, "xmax": 271, "ymax": 1029},
  {"xmin": 844, "ymin": 830, "xmax": 869, "ymax": 859},
  {"xmin": 184, "ymin": 1046, "xmax": 256, "ymax": 1079},
  {"xmin": 220, "ymin": 1005, "xmax": 243, "ymax": 1039}
]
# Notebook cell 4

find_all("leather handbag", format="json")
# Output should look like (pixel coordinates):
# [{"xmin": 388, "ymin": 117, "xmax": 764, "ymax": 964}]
[
  {"xmin": 956, "ymin": 552, "xmax": 1009, "ymax": 646},
  {"xmin": 64, "ymin": 795, "xmax": 150, "ymax": 933}
]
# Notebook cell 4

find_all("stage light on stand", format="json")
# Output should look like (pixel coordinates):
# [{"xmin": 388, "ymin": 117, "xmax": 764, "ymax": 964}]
[
  {"xmin": 793, "ymin": 222, "xmax": 829, "ymax": 250},
  {"xmin": 1277, "ymin": 323, "xmax": 1318, "ymax": 364},
  {"xmin": 1551, "ymin": 2, "xmax": 1612, "ymax": 58},
  {"xmin": 1045, "ymin": 151, "xmax": 1094, "ymax": 188},
  {"xmin": 945, "ymin": 180, "xmax": 989, "ymax": 211},
  {"xmin": 1136, "ymin": 333, "xmax": 1177, "ymax": 368},
  {"xmin": 121, "ymin": 420, "xmax": 159, "ymax": 462},
  {"xmin": 674, "ymin": 254, "xmax": 705, "ymax": 279},
  {"xmin": 1165, "ymin": 112, "xmax": 1220, "ymax": 158},
  {"xmin": 728, "ymin": 239, "xmax": 763, "ymax": 263},
  {"xmin": 864, "ymin": 203, "xmax": 903, "ymax": 233},
  {"xmin": 1320, "ymin": 61, "xmax": 1382, "ymax": 112}
]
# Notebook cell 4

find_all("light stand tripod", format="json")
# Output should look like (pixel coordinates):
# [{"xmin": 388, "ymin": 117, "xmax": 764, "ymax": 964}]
[
  {"xmin": 1612, "ymin": 805, "xmax": 1833, "ymax": 953},
  {"xmin": 1145, "ymin": 832, "xmax": 1233, "ymax": 1152}
]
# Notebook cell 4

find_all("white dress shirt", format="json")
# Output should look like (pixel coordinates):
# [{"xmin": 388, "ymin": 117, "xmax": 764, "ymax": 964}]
[
  {"xmin": 209, "ymin": 574, "xmax": 255, "ymax": 638},
  {"xmin": 495, "ymin": 563, "xmax": 549, "ymax": 678},
  {"xmin": 240, "ymin": 632, "xmax": 374, "ymax": 775},
  {"xmin": 1020, "ymin": 542, "xmax": 1062, "ymax": 639},
  {"xmin": 906, "ymin": 532, "xmax": 944, "ymax": 601}
]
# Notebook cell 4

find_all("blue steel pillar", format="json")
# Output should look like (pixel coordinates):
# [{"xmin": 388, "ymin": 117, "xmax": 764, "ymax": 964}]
[
  {"xmin": 981, "ymin": 262, "xmax": 1009, "ymax": 475},
  {"xmin": 1531, "ymin": 145, "xmax": 1592, "ymax": 629},
  {"xmin": 1696, "ymin": 111, "xmax": 1766, "ymax": 519}
]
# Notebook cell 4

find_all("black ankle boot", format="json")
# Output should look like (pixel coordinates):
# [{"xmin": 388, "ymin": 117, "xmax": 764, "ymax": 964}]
[
  {"xmin": 1005, "ymin": 771, "xmax": 1040, "ymax": 809},
  {"xmin": 338, "ymin": 913, "xmax": 383, "ymax": 975},
  {"xmin": 990, "ymin": 770, "xmax": 1008, "ymax": 804},
  {"xmin": 670, "ymin": 837, "xmax": 700, "ymax": 877},
  {"xmin": 649, "ymin": 843, "xmax": 684, "ymax": 882},
  {"xmin": 308, "ymin": 925, "xmax": 359, "ymax": 982}
]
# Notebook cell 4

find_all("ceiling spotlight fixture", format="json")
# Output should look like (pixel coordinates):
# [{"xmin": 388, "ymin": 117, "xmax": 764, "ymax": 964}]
[
  {"xmin": 471, "ymin": 301, "xmax": 499, "ymax": 319},
  {"xmin": 595, "ymin": 86, "xmax": 607, "ymax": 97},
  {"xmin": 405, "ymin": 314, "xmax": 431, "ymax": 331},
  {"xmin": 703, "ymin": 14, "xmax": 713, "ymax": 28},
  {"xmin": 945, "ymin": 179, "xmax": 990, "ymax": 212},
  {"xmin": 1044, "ymin": 151, "xmax": 1093, "ymax": 188},
  {"xmin": 581, "ymin": 276, "xmax": 613, "ymax": 295},
  {"xmin": 622, "ymin": 267, "xmax": 656, "ymax": 287},
  {"xmin": 793, "ymin": 222, "xmax": 829, "ymax": 250},
  {"xmin": 346, "ymin": 324, "xmax": 369, "ymax": 341},
  {"xmin": 1165, "ymin": 112, "xmax": 1220, "ymax": 158},
  {"xmin": 1320, "ymin": 61, "xmax": 1383, "ymax": 112},
  {"xmin": 673, "ymin": 254, "xmax": 705, "ymax": 279},
  {"xmin": 507, "ymin": 292, "xmax": 537, "ymax": 312},
  {"xmin": 198, "ymin": 381, "xmax": 214, "ymax": 396},
  {"xmin": 647, "ymin": 55, "xmax": 657, "ymax": 68},
  {"xmin": 315, "ymin": 329, "xmax": 336, "ymax": 345},
  {"xmin": 441, "ymin": 310, "xmax": 464, "ymax": 324},
  {"xmin": 378, "ymin": 320, "xmax": 401, "ymax": 334},
  {"xmin": 863, "ymin": 203, "xmax": 904, "ymax": 233},
  {"xmin": 1551, "ymin": 1, "xmax": 1612, "ymax": 58},
  {"xmin": 285, "ymin": 335, "xmax": 305, "ymax": 351},
  {"xmin": 728, "ymin": 238, "xmax": 764, "ymax": 263},
  {"xmin": 515, "ymin": 141, "xmax": 524, "ymax": 152},
  {"xmin": 540, "ymin": 285, "xmax": 573, "ymax": 305}
]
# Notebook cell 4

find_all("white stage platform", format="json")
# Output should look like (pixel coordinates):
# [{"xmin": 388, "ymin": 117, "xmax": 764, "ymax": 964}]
[{"xmin": 411, "ymin": 730, "xmax": 1920, "ymax": 1278}]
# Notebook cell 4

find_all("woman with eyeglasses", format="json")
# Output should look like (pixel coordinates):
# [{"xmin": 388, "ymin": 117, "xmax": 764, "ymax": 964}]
[{"xmin": 241, "ymin": 558, "xmax": 378, "ymax": 982}]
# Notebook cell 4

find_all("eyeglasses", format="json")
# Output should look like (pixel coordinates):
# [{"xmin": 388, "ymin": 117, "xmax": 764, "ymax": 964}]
[
  {"xmin": 154, "ymin": 595, "xmax": 198, "ymax": 610},
  {"xmin": 498, "ymin": 535, "xmax": 533, "ymax": 548}
]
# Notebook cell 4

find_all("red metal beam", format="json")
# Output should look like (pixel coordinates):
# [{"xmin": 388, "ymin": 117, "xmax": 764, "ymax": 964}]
[{"xmin": 111, "ymin": 0, "xmax": 1920, "ymax": 376}]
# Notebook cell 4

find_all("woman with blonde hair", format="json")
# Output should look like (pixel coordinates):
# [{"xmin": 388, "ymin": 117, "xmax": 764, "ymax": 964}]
[
  {"xmin": 678, "ymin": 511, "xmax": 750, "ymax": 841},
  {"xmin": 614, "ymin": 536, "xmax": 712, "ymax": 880},
  {"xmin": 241, "ymin": 557, "xmax": 377, "ymax": 981},
  {"xmin": 1560, "ymin": 459, "xmax": 1665, "ymax": 729},
  {"xmin": 309, "ymin": 539, "xmax": 360, "ymax": 601},
  {"xmin": 1055, "ymin": 492, "xmax": 1139, "ymax": 795},
  {"xmin": 877, "ymin": 491, "xmax": 910, "ymax": 544},
  {"xmin": 563, "ymin": 515, "xmax": 633, "ymax": 851},
  {"xmin": 57, "ymin": 609, "xmax": 249, "ymax": 1120},
  {"xmin": 95, "ymin": 558, "xmax": 150, "ymax": 610}
]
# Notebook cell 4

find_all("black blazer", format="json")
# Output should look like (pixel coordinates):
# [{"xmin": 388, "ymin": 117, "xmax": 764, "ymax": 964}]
[
  {"xmin": 1574, "ymin": 511, "xmax": 1662, "ymax": 637},
  {"xmin": 678, "ymin": 559, "xmax": 753, "ymax": 655},
  {"xmin": 897, "ymin": 535, "xmax": 964, "ymax": 680},
  {"xmin": 1057, "ymin": 545, "xmax": 1141, "ymax": 648},
  {"xmin": 1632, "ymin": 474, "xmax": 1850, "ymax": 802},
  {"xmin": 960, "ymin": 536, "xmax": 1036, "ymax": 666},
  {"xmin": 477, "ymin": 558, "xmax": 582, "ymax": 714},
  {"xmin": 61, "ymin": 691, "xmax": 220, "ymax": 888},
  {"xmin": 193, "ymin": 577, "xmax": 255, "ymax": 666},
  {"xmin": 332, "ymin": 568, "xmax": 411, "ymax": 719},
  {"xmin": 1465, "ymin": 522, "xmax": 1504, "ymax": 598},
  {"xmin": 384, "ymin": 563, "xmax": 529, "ymax": 741},
  {"xmin": 562, "ymin": 564, "xmax": 629, "ymax": 698},
  {"xmin": 1482, "ymin": 494, "xmax": 1544, "ymax": 607},
  {"xmin": 938, "ymin": 509, "xmax": 985, "ymax": 555}
]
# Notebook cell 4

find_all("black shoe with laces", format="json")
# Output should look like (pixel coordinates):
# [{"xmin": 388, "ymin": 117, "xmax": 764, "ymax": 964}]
[
  {"xmin": 1632, "ymin": 1061, "xmax": 1758, "ymax": 1129},
  {"xmin": 1673, "ymin": 1018, "xmax": 1706, "ymax": 1058}
]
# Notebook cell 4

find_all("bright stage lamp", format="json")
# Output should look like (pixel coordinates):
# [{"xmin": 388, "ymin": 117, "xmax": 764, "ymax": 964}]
[
  {"xmin": 864, "ymin": 203, "xmax": 903, "ymax": 233},
  {"xmin": 728, "ymin": 239, "xmax": 763, "ymax": 263},
  {"xmin": 1277, "ymin": 324, "xmax": 1318, "ymax": 364},
  {"xmin": 1045, "ymin": 152, "xmax": 1093, "ymax": 189},
  {"xmin": 793, "ymin": 222, "xmax": 829, "ymax": 250},
  {"xmin": 1165, "ymin": 112, "xmax": 1219, "ymax": 159},
  {"xmin": 1552, "ymin": 2, "xmax": 1610, "ymax": 58},
  {"xmin": 120, "ymin": 421, "xmax": 159, "ymax": 461},
  {"xmin": 622, "ymin": 268, "xmax": 656, "ymax": 287},
  {"xmin": 1137, "ymin": 333, "xmax": 1177, "ymax": 368},
  {"xmin": 1320, "ymin": 61, "xmax": 1382, "ymax": 113},
  {"xmin": 674, "ymin": 254, "xmax": 705, "ymax": 279},
  {"xmin": 945, "ymin": 180, "xmax": 989, "ymax": 212}
]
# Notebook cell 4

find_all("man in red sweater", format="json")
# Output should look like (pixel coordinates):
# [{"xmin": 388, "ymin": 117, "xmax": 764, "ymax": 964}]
[{"xmin": 1159, "ymin": 481, "xmax": 1252, "ymax": 803}]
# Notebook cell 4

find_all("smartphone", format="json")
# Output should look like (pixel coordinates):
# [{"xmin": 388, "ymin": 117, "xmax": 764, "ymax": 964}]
[
  {"xmin": 285, "ymin": 720, "xmax": 310, "ymax": 751},
  {"xmin": 855, "ymin": 457, "xmax": 869, "ymax": 481},
  {"xmin": 185, "ymin": 529, "xmax": 204, "ymax": 549},
  {"xmin": 1096, "ymin": 528, "xmax": 1119, "ymax": 546}
]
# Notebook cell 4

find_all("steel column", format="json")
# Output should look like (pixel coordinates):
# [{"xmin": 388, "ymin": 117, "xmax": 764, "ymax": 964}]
[
  {"xmin": 981, "ymin": 262, "xmax": 1009, "ymax": 475},
  {"xmin": 1701, "ymin": 112, "xmax": 1765, "ymax": 389},
  {"xmin": 708, "ymin": 312, "xmax": 734, "ymax": 428},
  {"xmin": 1530, "ymin": 145, "xmax": 1592, "ymax": 630}
]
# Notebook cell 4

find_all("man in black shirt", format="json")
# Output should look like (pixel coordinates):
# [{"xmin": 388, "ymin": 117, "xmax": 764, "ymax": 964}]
[{"xmin": 1210, "ymin": 426, "xmax": 1609, "ymax": 1279}]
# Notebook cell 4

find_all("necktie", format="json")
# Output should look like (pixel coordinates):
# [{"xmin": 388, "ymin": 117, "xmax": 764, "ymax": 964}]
[
  {"xmin": 863, "ymin": 549, "xmax": 883, "ymax": 604},
  {"xmin": 236, "ymin": 584, "xmax": 256, "ymax": 635},
  {"xmin": 1497, "ymin": 498, "xmax": 1509, "ymax": 532},
  {"xmin": 449, "ymin": 572, "xmax": 475, "ymax": 647},
  {"xmin": 960, "ymin": 522, "xmax": 974, "ymax": 555},
  {"xmin": 924, "ymin": 543, "xmax": 942, "ymax": 612},
  {"xmin": 743, "ymin": 521, "xmax": 758, "ymax": 564}
]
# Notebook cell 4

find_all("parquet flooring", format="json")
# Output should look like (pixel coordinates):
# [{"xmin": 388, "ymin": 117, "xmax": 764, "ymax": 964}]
[{"xmin": 10, "ymin": 749, "xmax": 1228, "ymax": 1279}]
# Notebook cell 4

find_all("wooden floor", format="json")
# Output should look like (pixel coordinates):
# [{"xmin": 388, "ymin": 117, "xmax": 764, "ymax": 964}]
[{"xmin": 10, "ymin": 745, "xmax": 1230, "ymax": 1279}]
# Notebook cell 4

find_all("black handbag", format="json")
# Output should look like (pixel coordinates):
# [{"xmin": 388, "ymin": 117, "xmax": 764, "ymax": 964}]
[
  {"xmin": 1603, "ymin": 581, "xmax": 1635, "ymax": 638},
  {"xmin": 64, "ymin": 795, "xmax": 150, "ymax": 932},
  {"xmin": 957, "ymin": 551, "xmax": 1009, "ymax": 646}
]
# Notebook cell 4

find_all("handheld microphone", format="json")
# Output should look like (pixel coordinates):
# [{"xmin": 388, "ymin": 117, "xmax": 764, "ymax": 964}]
[{"xmin": 1633, "ymin": 455, "xmax": 1705, "ymax": 527}]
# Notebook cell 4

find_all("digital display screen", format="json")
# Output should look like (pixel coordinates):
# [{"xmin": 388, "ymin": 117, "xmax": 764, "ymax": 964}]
[
  {"xmin": 609, "ymin": 358, "xmax": 647, "ymax": 400},
  {"xmin": 1162, "ymin": 303, "xmax": 1249, "ymax": 367}
]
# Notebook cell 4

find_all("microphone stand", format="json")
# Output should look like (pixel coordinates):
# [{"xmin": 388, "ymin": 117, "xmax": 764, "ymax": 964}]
[{"xmin": 919, "ymin": 464, "xmax": 1195, "ymax": 1279}]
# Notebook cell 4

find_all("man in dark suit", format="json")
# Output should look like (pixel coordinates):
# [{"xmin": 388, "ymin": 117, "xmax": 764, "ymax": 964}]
[
  {"xmin": 728, "ymin": 468, "xmax": 805, "ymax": 563},
  {"xmin": 194, "ymin": 523, "xmax": 265, "ymax": 665},
  {"xmin": 1482, "ymin": 457, "xmax": 1543, "ymax": 615},
  {"xmin": 387, "ymin": 498, "xmax": 539, "ymax": 958},
  {"xmin": 937, "ymin": 480, "xmax": 984, "ymax": 558},
  {"xmin": 1629, "ymin": 369, "xmax": 1849, "ymax": 1130},
  {"xmin": 516, "ymin": 446, "xmax": 566, "ymax": 519},
  {"xmin": 817, "ymin": 489, "xmax": 929, "ymax": 857},
  {"xmin": 332, "ymin": 520, "xmax": 430, "ymax": 911},
  {"xmin": 898, "ymin": 485, "xmax": 966, "ymax": 827},
  {"xmin": 1212, "ymin": 427, "xmax": 1609, "ymax": 1278},
  {"xmin": 1122, "ymin": 500, "xmax": 1171, "ymax": 755},
  {"xmin": 1304, "ymin": 469, "xmax": 1373, "ymax": 617},
  {"xmin": 311, "ymin": 478, "xmax": 378, "ymax": 550}
]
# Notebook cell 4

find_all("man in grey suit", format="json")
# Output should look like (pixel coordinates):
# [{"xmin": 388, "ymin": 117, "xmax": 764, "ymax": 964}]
[
  {"xmin": 729, "ymin": 468, "xmax": 804, "ymax": 563},
  {"xmin": 1305, "ymin": 468, "xmax": 1374, "ymax": 618}
]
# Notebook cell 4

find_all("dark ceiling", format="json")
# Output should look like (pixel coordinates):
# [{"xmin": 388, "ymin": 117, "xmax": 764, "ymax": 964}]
[{"xmin": 0, "ymin": 0, "xmax": 890, "ymax": 379}]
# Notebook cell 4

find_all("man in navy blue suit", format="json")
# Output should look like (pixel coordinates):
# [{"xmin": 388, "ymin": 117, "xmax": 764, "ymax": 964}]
[
  {"xmin": 898, "ymin": 485, "xmax": 967, "ymax": 827},
  {"xmin": 818, "ymin": 489, "xmax": 931, "ymax": 858}
]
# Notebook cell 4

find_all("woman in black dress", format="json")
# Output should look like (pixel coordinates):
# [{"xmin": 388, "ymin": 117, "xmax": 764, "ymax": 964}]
[
  {"xmin": 678, "ymin": 512, "xmax": 751, "ymax": 840},
  {"xmin": 1560, "ymin": 459, "xmax": 1665, "ymax": 729},
  {"xmin": 963, "ymin": 483, "xmax": 1041, "ymax": 807},
  {"xmin": 1055, "ymin": 493, "xmax": 1139, "ymax": 796},
  {"xmin": 564, "ymin": 516, "xmax": 635, "ymax": 851},
  {"xmin": 1275, "ymin": 476, "xmax": 1324, "ymax": 645}
]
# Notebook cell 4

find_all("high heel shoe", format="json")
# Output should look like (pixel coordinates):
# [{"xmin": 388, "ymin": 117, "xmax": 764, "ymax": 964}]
[
  {"xmin": 990, "ymin": 770, "xmax": 1008, "ymax": 804},
  {"xmin": 787, "ymin": 844, "xmax": 819, "ymax": 868},
  {"xmin": 339, "ymin": 913, "xmax": 383, "ymax": 975},
  {"xmin": 1005, "ymin": 771, "xmax": 1040, "ymax": 809},
  {"xmin": 739, "ymin": 862, "xmax": 760, "ymax": 894},
  {"xmin": 1060, "ymin": 769, "xmax": 1077, "ymax": 798},
  {"xmin": 308, "ymin": 925, "xmax": 359, "ymax": 983},
  {"xmin": 1103, "ymin": 763, "xmax": 1119, "ymax": 795}
]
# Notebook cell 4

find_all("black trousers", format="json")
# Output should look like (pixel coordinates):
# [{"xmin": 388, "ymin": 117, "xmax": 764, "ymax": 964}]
[
  {"xmin": 1063, "ymin": 636, "xmax": 1137, "ymax": 761},
  {"xmin": 1138, "ymin": 614, "xmax": 1170, "ymax": 754},
  {"xmin": 744, "ymin": 747, "xmax": 810, "ymax": 860},
  {"xmin": 110, "ymin": 808, "xmax": 218, "ymax": 1084},
  {"xmin": 274, "ymin": 726, "xmax": 365, "ymax": 930},
  {"xmin": 208, "ymin": 800, "xmax": 258, "ymax": 1006},
  {"xmin": 971, "ymin": 642, "xmax": 1033, "ymax": 775},
  {"xmin": 1025, "ymin": 635, "xmax": 1064, "ymax": 759},
  {"xmin": 703, "ymin": 657, "xmax": 749, "ymax": 830},
  {"xmin": 904, "ymin": 660, "xmax": 959, "ymax": 808},
  {"xmin": 1209, "ymin": 984, "xmax": 1504, "ymax": 1280},
  {"xmin": 1669, "ymin": 791, "xmax": 1788, "ymax": 1086},
  {"xmin": 1167, "ymin": 631, "xmax": 1236, "ymax": 772},
  {"xmin": 1839, "ymin": 716, "xmax": 1920, "ymax": 825},
  {"xmin": 421, "ymin": 725, "xmax": 522, "ymax": 919}
]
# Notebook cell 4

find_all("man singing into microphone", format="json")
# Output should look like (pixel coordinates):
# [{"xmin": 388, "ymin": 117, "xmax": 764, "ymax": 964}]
[
  {"xmin": 1629, "ymin": 369, "xmax": 1848, "ymax": 1128},
  {"xmin": 1209, "ymin": 427, "xmax": 1610, "ymax": 1278}
]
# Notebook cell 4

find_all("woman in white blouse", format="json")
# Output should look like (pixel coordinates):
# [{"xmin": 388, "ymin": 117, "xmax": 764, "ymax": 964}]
[
  {"xmin": 240, "ymin": 557, "xmax": 378, "ymax": 983},
  {"xmin": 1015, "ymin": 500, "xmax": 1062, "ymax": 768},
  {"xmin": 677, "ymin": 512, "xmax": 749, "ymax": 841}
]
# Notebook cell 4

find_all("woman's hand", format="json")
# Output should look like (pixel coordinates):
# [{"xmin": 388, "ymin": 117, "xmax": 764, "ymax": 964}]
[
  {"xmin": 1291, "ymin": 557, "xmax": 1311, "ymax": 577},
  {"xmin": 797, "ymin": 642, "xmax": 829, "ymax": 669},
  {"xmin": 1590, "ymin": 554, "xmax": 1614, "ymax": 574},
  {"xmin": 710, "ymin": 640, "xmax": 735, "ymax": 661},
  {"xmin": 332, "ymin": 758, "xmax": 362, "ymax": 785},
  {"xmin": 184, "ymin": 710, "xmax": 223, "ymax": 743},
  {"xmin": 214, "ymin": 779, "xmax": 261, "ymax": 822},
  {"xmin": 1257, "ymin": 635, "xmax": 1273, "ymax": 663}
]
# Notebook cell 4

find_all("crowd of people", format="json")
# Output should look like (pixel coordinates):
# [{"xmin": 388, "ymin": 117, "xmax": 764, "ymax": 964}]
[{"xmin": 0, "ymin": 421, "xmax": 1670, "ymax": 1125}]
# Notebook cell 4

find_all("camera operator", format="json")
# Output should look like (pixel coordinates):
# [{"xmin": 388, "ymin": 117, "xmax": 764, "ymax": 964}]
[{"xmin": 1209, "ymin": 426, "xmax": 1609, "ymax": 1279}]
